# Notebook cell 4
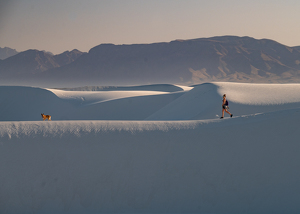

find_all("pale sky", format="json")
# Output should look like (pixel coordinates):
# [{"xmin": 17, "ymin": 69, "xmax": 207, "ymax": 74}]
[{"xmin": 0, "ymin": 0, "xmax": 299, "ymax": 54}]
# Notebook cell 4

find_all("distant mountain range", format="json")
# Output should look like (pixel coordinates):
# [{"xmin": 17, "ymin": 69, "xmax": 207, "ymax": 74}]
[
  {"xmin": 1, "ymin": 36, "xmax": 300, "ymax": 86},
  {"xmin": 294, "ymin": 46, "xmax": 300, "ymax": 52},
  {"xmin": 0, "ymin": 49, "xmax": 85, "ymax": 84},
  {"xmin": 0, "ymin": 47, "xmax": 19, "ymax": 60}
]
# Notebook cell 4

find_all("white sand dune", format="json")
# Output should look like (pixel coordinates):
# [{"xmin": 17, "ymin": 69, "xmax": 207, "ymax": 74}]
[
  {"xmin": 147, "ymin": 82, "xmax": 300, "ymax": 120},
  {"xmin": 56, "ymin": 84, "xmax": 190, "ymax": 92},
  {"xmin": 1, "ymin": 108, "xmax": 300, "ymax": 213},
  {"xmin": 48, "ymin": 89, "xmax": 170, "ymax": 105},
  {"xmin": 0, "ymin": 85, "xmax": 186, "ymax": 121},
  {"xmin": 1, "ymin": 82, "xmax": 300, "ymax": 121},
  {"xmin": 1, "ymin": 82, "xmax": 300, "ymax": 213}
]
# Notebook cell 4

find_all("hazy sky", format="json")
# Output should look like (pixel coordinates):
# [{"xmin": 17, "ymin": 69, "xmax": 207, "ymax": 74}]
[{"xmin": 1, "ymin": 0, "xmax": 299, "ymax": 54}]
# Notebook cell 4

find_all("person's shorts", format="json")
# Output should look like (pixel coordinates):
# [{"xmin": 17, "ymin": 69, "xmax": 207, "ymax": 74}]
[{"xmin": 223, "ymin": 105, "xmax": 229, "ymax": 110}]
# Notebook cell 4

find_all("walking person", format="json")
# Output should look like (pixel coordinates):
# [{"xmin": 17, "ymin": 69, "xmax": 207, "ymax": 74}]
[{"xmin": 220, "ymin": 94, "xmax": 233, "ymax": 119}]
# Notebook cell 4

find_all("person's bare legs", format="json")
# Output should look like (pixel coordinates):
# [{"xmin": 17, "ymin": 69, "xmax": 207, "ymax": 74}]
[
  {"xmin": 225, "ymin": 109, "xmax": 231, "ymax": 116},
  {"xmin": 222, "ymin": 108, "xmax": 232, "ymax": 118}
]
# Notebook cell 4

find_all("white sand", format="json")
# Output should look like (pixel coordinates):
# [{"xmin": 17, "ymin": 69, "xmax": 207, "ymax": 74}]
[{"xmin": 1, "ymin": 82, "xmax": 300, "ymax": 213}]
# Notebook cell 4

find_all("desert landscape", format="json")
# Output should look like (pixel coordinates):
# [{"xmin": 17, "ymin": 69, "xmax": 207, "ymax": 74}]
[
  {"xmin": 1, "ymin": 82, "xmax": 300, "ymax": 213},
  {"xmin": 1, "ymin": 1, "xmax": 300, "ymax": 213}
]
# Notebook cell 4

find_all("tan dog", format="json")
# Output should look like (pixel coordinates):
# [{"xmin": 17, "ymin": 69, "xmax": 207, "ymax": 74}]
[{"xmin": 41, "ymin": 113, "xmax": 51, "ymax": 121}]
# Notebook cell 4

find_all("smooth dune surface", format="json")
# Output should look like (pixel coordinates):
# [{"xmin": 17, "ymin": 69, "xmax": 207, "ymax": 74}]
[
  {"xmin": 1, "ymin": 82, "xmax": 300, "ymax": 213},
  {"xmin": 1, "ymin": 82, "xmax": 300, "ymax": 121}
]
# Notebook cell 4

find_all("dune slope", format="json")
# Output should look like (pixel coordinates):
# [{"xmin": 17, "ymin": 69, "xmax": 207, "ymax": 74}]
[
  {"xmin": 1, "ymin": 82, "xmax": 300, "ymax": 121},
  {"xmin": 0, "ymin": 108, "xmax": 300, "ymax": 213},
  {"xmin": 1, "ymin": 82, "xmax": 300, "ymax": 213},
  {"xmin": 0, "ymin": 85, "xmax": 185, "ymax": 121},
  {"xmin": 147, "ymin": 82, "xmax": 300, "ymax": 120}
]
